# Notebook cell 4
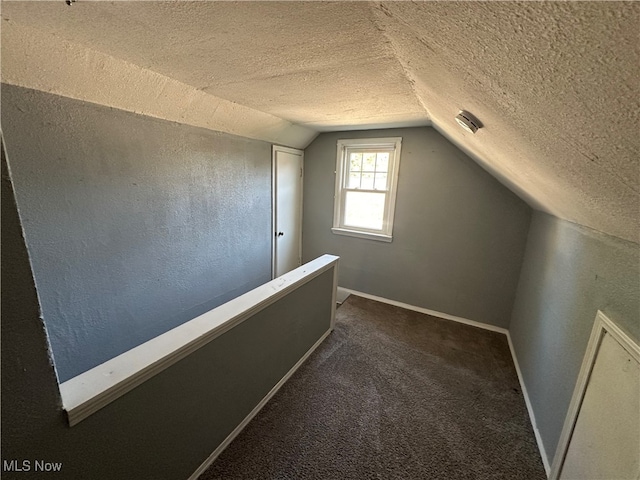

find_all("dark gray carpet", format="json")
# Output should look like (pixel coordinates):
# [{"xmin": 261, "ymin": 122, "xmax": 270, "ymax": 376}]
[{"xmin": 199, "ymin": 295, "xmax": 546, "ymax": 479}]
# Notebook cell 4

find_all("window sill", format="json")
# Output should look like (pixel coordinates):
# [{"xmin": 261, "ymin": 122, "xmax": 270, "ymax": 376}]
[{"xmin": 331, "ymin": 227, "xmax": 393, "ymax": 243}]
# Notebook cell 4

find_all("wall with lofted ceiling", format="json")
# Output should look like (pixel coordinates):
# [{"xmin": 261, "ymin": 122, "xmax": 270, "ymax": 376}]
[
  {"xmin": 1, "ymin": 1, "xmax": 638, "ymax": 474},
  {"xmin": 1, "ymin": 137, "xmax": 338, "ymax": 479},
  {"xmin": 372, "ymin": 1, "xmax": 639, "ymax": 244},
  {"xmin": 2, "ymin": 1, "xmax": 637, "ymax": 243},
  {"xmin": 2, "ymin": 84, "xmax": 273, "ymax": 382},
  {"xmin": 509, "ymin": 212, "xmax": 639, "ymax": 468},
  {"xmin": 303, "ymin": 127, "xmax": 531, "ymax": 329}
]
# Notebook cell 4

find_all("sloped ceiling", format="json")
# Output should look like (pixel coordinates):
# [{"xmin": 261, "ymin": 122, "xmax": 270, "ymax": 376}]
[{"xmin": 1, "ymin": 1, "xmax": 638, "ymax": 243}]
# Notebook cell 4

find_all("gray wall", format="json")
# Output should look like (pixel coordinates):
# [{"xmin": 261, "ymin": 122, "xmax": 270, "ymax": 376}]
[
  {"xmin": 303, "ymin": 127, "xmax": 531, "ymax": 328},
  {"xmin": 2, "ymin": 141, "xmax": 336, "ymax": 478},
  {"xmin": 2, "ymin": 84, "xmax": 272, "ymax": 382},
  {"xmin": 509, "ymin": 211, "xmax": 640, "ymax": 465}
]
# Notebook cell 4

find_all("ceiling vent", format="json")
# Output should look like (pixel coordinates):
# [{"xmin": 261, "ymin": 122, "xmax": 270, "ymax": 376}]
[{"xmin": 455, "ymin": 111, "xmax": 482, "ymax": 134}]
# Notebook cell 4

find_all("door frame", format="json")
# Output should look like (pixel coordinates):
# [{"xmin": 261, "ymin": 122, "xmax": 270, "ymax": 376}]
[
  {"xmin": 272, "ymin": 145, "xmax": 304, "ymax": 279},
  {"xmin": 549, "ymin": 310, "xmax": 640, "ymax": 479}
]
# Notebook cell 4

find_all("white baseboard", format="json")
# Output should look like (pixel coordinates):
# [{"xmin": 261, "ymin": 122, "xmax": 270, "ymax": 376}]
[
  {"xmin": 336, "ymin": 286, "xmax": 352, "ymax": 304},
  {"xmin": 339, "ymin": 288, "xmax": 508, "ymax": 334},
  {"xmin": 190, "ymin": 288, "xmax": 550, "ymax": 478},
  {"xmin": 188, "ymin": 328, "xmax": 333, "ymax": 480},
  {"xmin": 507, "ymin": 332, "xmax": 551, "ymax": 476},
  {"xmin": 341, "ymin": 287, "xmax": 550, "ymax": 475}
]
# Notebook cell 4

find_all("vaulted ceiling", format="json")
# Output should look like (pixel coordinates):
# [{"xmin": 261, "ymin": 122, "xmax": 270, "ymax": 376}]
[{"xmin": 2, "ymin": 1, "xmax": 638, "ymax": 243}]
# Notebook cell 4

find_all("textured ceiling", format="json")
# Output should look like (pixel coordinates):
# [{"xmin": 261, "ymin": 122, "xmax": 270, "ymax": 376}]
[{"xmin": 2, "ymin": 1, "xmax": 639, "ymax": 243}]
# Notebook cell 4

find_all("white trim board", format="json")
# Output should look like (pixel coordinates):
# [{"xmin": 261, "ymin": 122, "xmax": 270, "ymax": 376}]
[
  {"xmin": 340, "ymin": 288, "xmax": 550, "ymax": 474},
  {"xmin": 549, "ymin": 310, "xmax": 640, "ymax": 480},
  {"xmin": 188, "ymin": 327, "xmax": 333, "ymax": 480},
  {"xmin": 507, "ymin": 332, "xmax": 551, "ymax": 475},
  {"xmin": 336, "ymin": 286, "xmax": 351, "ymax": 305},
  {"xmin": 338, "ymin": 288, "xmax": 508, "ymax": 334},
  {"xmin": 60, "ymin": 254, "xmax": 339, "ymax": 427},
  {"xmin": 330, "ymin": 265, "xmax": 339, "ymax": 329}
]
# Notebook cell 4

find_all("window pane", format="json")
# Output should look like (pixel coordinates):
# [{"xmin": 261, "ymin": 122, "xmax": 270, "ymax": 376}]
[
  {"xmin": 374, "ymin": 173, "xmax": 388, "ymax": 190},
  {"xmin": 348, "ymin": 172, "xmax": 361, "ymax": 189},
  {"xmin": 361, "ymin": 172, "xmax": 374, "ymax": 190},
  {"xmin": 363, "ymin": 153, "xmax": 376, "ymax": 171},
  {"xmin": 344, "ymin": 191, "xmax": 385, "ymax": 230},
  {"xmin": 349, "ymin": 153, "xmax": 362, "ymax": 172},
  {"xmin": 376, "ymin": 153, "xmax": 389, "ymax": 172}
]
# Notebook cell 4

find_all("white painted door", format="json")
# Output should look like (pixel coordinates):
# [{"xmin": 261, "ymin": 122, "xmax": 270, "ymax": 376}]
[
  {"xmin": 560, "ymin": 332, "xmax": 639, "ymax": 479},
  {"xmin": 272, "ymin": 146, "xmax": 303, "ymax": 278},
  {"xmin": 551, "ymin": 311, "xmax": 640, "ymax": 480}
]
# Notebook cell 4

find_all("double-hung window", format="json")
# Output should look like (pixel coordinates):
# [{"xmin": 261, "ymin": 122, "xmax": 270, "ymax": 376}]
[{"xmin": 332, "ymin": 137, "xmax": 402, "ymax": 242}]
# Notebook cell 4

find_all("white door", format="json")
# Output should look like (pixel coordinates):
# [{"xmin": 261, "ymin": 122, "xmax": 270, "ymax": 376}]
[
  {"xmin": 272, "ymin": 145, "xmax": 303, "ymax": 278},
  {"xmin": 561, "ymin": 332, "xmax": 639, "ymax": 479},
  {"xmin": 551, "ymin": 311, "xmax": 640, "ymax": 480}
]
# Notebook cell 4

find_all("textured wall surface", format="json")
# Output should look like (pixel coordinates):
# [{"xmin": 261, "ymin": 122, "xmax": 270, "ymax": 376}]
[
  {"xmin": 375, "ymin": 1, "xmax": 639, "ymax": 244},
  {"xmin": 509, "ymin": 212, "xmax": 640, "ymax": 466},
  {"xmin": 2, "ymin": 2, "xmax": 638, "ymax": 472},
  {"xmin": 1, "ymin": 140, "xmax": 64, "ymax": 478},
  {"xmin": 2, "ymin": 84, "xmax": 272, "ymax": 382},
  {"xmin": 1, "ymin": 147, "xmax": 336, "ymax": 479},
  {"xmin": 2, "ymin": 1, "xmax": 637, "ymax": 242},
  {"xmin": 1, "ymin": 19, "xmax": 317, "ymax": 149},
  {"xmin": 303, "ymin": 127, "xmax": 531, "ymax": 328}
]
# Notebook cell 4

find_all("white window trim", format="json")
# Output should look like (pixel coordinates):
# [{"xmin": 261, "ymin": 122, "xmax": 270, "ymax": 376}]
[{"xmin": 332, "ymin": 137, "xmax": 402, "ymax": 242}]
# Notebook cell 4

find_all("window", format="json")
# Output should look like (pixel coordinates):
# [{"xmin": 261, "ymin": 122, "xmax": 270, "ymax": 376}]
[{"xmin": 332, "ymin": 137, "xmax": 402, "ymax": 242}]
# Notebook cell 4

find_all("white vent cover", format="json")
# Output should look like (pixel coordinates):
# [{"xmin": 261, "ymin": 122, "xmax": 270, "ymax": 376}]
[{"xmin": 455, "ymin": 111, "xmax": 482, "ymax": 134}]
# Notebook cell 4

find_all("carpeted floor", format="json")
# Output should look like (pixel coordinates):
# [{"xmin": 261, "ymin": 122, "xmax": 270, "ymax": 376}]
[{"xmin": 199, "ymin": 295, "xmax": 547, "ymax": 480}]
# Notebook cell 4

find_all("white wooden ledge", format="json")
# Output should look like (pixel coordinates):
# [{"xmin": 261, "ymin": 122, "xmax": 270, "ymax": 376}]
[{"xmin": 59, "ymin": 254, "xmax": 339, "ymax": 426}]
